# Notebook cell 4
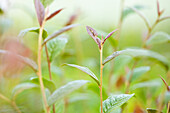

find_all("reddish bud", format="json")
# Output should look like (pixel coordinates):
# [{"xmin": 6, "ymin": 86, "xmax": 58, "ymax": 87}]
[
  {"xmin": 34, "ymin": 0, "xmax": 45, "ymax": 26},
  {"xmin": 46, "ymin": 8, "xmax": 63, "ymax": 21},
  {"xmin": 102, "ymin": 29, "xmax": 118, "ymax": 44},
  {"xmin": 86, "ymin": 26, "xmax": 101, "ymax": 49}
]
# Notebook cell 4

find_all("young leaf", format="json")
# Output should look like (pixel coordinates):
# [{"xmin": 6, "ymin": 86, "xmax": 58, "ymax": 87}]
[
  {"xmin": 146, "ymin": 32, "xmax": 170, "ymax": 45},
  {"xmin": 30, "ymin": 77, "xmax": 56, "ymax": 93},
  {"xmin": 102, "ymin": 29, "xmax": 118, "ymax": 44},
  {"xmin": 130, "ymin": 79, "xmax": 161, "ymax": 91},
  {"xmin": 34, "ymin": 0, "xmax": 45, "ymax": 26},
  {"xmin": 122, "ymin": 5, "xmax": 145, "ymax": 21},
  {"xmin": 46, "ymin": 8, "xmax": 63, "ymax": 21},
  {"xmin": 42, "ymin": 24, "xmax": 79, "ymax": 45},
  {"xmin": 65, "ymin": 13, "xmax": 78, "ymax": 26},
  {"xmin": 40, "ymin": 0, "xmax": 54, "ymax": 8},
  {"xmin": 126, "ymin": 66, "xmax": 150, "ymax": 83},
  {"xmin": 159, "ymin": 75, "xmax": 170, "ymax": 91},
  {"xmin": 103, "ymin": 49, "xmax": 169, "ymax": 70},
  {"xmin": 86, "ymin": 26, "xmax": 101, "ymax": 49},
  {"xmin": 11, "ymin": 83, "xmax": 39, "ymax": 99},
  {"xmin": 48, "ymin": 80, "xmax": 89, "ymax": 106},
  {"xmin": 157, "ymin": 0, "xmax": 160, "ymax": 15},
  {"xmin": 0, "ymin": 50, "xmax": 38, "ymax": 71},
  {"xmin": 102, "ymin": 94, "xmax": 135, "ymax": 113},
  {"xmin": 18, "ymin": 27, "xmax": 48, "ymax": 39},
  {"xmin": 46, "ymin": 36, "xmax": 68, "ymax": 62},
  {"xmin": 63, "ymin": 64, "xmax": 100, "ymax": 86},
  {"xmin": 86, "ymin": 26, "xmax": 98, "ymax": 39},
  {"xmin": 147, "ymin": 108, "xmax": 163, "ymax": 113}
]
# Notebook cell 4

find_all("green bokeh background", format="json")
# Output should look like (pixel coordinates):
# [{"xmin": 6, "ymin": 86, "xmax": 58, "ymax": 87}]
[{"xmin": 0, "ymin": 0, "xmax": 170, "ymax": 113}]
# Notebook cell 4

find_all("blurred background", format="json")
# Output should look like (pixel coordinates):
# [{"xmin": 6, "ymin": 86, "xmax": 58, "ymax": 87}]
[{"xmin": 0, "ymin": 0, "xmax": 170, "ymax": 113}]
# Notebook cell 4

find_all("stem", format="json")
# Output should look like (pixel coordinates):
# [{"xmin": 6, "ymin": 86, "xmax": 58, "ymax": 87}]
[
  {"xmin": 100, "ymin": 44, "xmax": 104, "ymax": 113},
  {"xmin": 125, "ymin": 61, "xmax": 137, "ymax": 93},
  {"xmin": 0, "ymin": 93, "xmax": 21, "ymax": 113},
  {"xmin": 45, "ymin": 43, "xmax": 56, "ymax": 113},
  {"xmin": 45, "ymin": 43, "xmax": 52, "ymax": 80},
  {"xmin": 37, "ymin": 22, "xmax": 50, "ymax": 113},
  {"xmin": 143, "ymin": 15, "xmax": 160, "ymax": 48}
]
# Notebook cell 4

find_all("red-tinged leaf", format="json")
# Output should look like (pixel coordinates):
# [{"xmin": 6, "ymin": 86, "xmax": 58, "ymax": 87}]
[
  {"xmin": 86, "ymin": 26, "xmax": 98, "ymax": 39},
  {"xmin": 86, "ymin": 26, "xmax": 101, "ymax": 49},
  {"xmin": 46, "ymin": 8, "xmax": 63, "ymax": 21},
  {"xmin": 42, "ymin": 24, "xmax": 79, "ymax": 46},
  {"xmin": 157, "ymin": 0, "xmax": 160, "ymax": 15},
  {"xmin": 65, "ymin": 13, "xmax": 78, "ymax": 26},
  {"xmin": 159, "ymin": 75, "xmax": 170, "ymax": 91},
  {"xmin": 102, "ymin": 29, "xmax": 118, "ymax": 44},
  {"xmin": 96, "ymin": 37, "xmax": 101, "ymax": 49},
  {"xmin": 34, "ymin": 0, "xmax": 45, "ymax": 26}
]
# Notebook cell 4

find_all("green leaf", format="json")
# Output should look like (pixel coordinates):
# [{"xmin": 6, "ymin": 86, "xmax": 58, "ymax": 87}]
[
  {"xmin": 0, "ymin": 50, "xmax": 38, "ymax": 71},
  {"xmin": 130, "ymin": 79, "xmax": 161, "ymax": 91},
  {"xmin": 146, "ymin": 32, "xmax": 170, "ymax": 45},
  {"xmin": 110, "ymin": 107, "xmax": 121, "ymax": 113},
  {"xmin": 146, "ymin": 108, "xmax": 163, "ymax": 113},
  {"xmin": 40, "ymin": 0, "xmax": 54, "ymax": 8},
  {"xmin": 103, "ymin": 49, "xmax": 169, "ymax": 69},
  {"xmin": 103, "ymin": 51, "xmax": 122, "ymax": 65},
  {"xmin": 68, "ymin": 93, "xmax": 89, "ymax": 103},
  {"xmin": 122, "ymin": 5, "xmax": 145, "ymax": 21},
  {"xmin": 18, "ymin": 27, "xmax": 48, "ymax": 39},
  {"xmin": 102, "ymin": 94, "xmax": 135, "ymax": 113},
  {"xmin": 48, "ymin": 80, "xmax": 89, "ymax": 106},
  {"xmin": 47, "ymin": 36, "xmax": 68, "ymax": 62},
  {"xmin": 126, "ymin": 66, "xmax": 150, "ymax": 82},
  {"xmin": 63, "ymin": 64, "xmax": 100, "ymax": 86},
  {"xmin": 30, "ymin": 77, "xmax": 56, "ymax": 93},
  {"xmin": 11, "ymin": 83, "xmax": 38, "ymax": 99}
]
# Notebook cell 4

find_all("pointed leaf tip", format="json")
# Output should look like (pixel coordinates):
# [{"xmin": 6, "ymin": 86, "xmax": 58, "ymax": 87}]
[
  {"xmin": 86, "ymin": 26, "xmax": 101, "ymax": 49},
  {"xmin": 102, "ymin": 94, "xmax": 135, "ymax": 113},
  {"xmin": 34, "ymin": 0, "xmax": 45, "ymax": 26},
  {"xmin": 86, "ymin": 26, "xmax": 98, "ymax": 38},
  {"xmin": 46, "ymin": 8, "xmax": 63, "ymax": 21},
  {"xmin": 157, "ymin": 0, "xmax": 160, "ymax": 15},
  {"xmin": 63, "ymin": 64, "xmax": 100, "ymax": 86},
  {"xmin": 103, "ymin": 29, "xmax": 118, "ymax": 44}
]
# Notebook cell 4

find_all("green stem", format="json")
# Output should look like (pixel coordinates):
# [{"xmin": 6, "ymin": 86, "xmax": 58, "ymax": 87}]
[
  {"xmin": 37, "ymin": 22, "xmax": 50, "ymax": 113},
  {"xmin": 44, "ymin": 43, "xmax": 55, "ymax": 113},
  {"xmin": 100, "ymin": 44, "xmax": 104, "ymax": 113}
]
